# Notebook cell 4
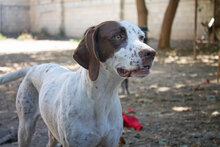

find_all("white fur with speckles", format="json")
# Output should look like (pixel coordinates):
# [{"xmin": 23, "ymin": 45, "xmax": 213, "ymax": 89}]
[{"xmin": 112, "ymin": 21, "xmax": 155, "ymax": 72}]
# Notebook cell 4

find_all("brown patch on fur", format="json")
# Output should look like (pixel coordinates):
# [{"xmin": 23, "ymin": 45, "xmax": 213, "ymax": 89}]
[
  {"xmin": 73, "ymin": 27, "xmax": 100, "ymax": 81},
  {"xmin": 134, "ymin": 51, "xmax": 137, "ymax": 57},
  {"xmin": 97, "ymin": 21, "xmax": 127, "ymax": 62},
  {"xmin": 132, "ymin": 28, "xmax": 136, "ymax": 33}
]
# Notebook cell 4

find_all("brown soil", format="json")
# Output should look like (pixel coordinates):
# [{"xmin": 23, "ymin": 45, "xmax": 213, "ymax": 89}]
[{"xmin": 0, "ymin": 39, "xmax": 219, "ymax": 147}]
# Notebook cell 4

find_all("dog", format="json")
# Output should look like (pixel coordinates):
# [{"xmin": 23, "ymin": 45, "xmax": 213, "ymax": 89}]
[{"xmin": 0, "ymin": 20, "xmax": 155, "ymax": 147}]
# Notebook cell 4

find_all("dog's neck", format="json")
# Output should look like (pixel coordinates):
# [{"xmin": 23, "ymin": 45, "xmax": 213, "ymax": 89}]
[
  {"xmin": 80, "ymin": 64, "xmax": 123, "ymax": 99},
  {"xmin": 79, "ymin": 65, "xmax": 123, "ymax": 122}
]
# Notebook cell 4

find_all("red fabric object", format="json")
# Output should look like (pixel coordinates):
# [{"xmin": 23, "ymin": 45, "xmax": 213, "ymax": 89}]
[
  {"xmin": 127, "ymin": 108, "xmax": 135, "ymax": 113},
  {"xmin": 206, "ymin": 79, "xmax": 210, "ymax": 85},
  {"xmin": 122, "ymin": 113, "xmax": 142, "ymax": 131}
]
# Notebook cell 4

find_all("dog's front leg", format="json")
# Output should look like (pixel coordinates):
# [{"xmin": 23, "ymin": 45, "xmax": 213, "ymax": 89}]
[
  {"xmin": 101, "ymin": 134, "xmax": 122, "ymax": 147},
  {"xmin": 47, "ymin": 131, "xmax": 58, "ymax": 147}
]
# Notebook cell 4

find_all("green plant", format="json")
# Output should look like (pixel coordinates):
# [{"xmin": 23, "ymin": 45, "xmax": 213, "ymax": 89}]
[
  {"xmin": 17, "ymin": 33, "xmax": 32, "ymax": 40},
  {"xmin": 0, "ymin": 33, "xmax": 7, "ymax": 40},
  {"xmin": 69, "ymin": 38, "xmax": 80, "ymax": 44},
  {"xmin": 40, "ymin": 28, "xmax": 51, "ymax": 37},
  {"xmin": 58, "ymin": 28, "xmax": 65, "ymax": 37}
]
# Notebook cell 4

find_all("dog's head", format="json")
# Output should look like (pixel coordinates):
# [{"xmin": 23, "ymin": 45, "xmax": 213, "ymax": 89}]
[{"xmin": 73, "ymin": 21, "xmax": 156, "ymax": 81}]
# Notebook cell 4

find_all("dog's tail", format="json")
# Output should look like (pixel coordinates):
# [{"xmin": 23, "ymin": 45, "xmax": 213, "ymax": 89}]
[{"xmin": 0, "ymin": 67, "xmax": 31, "ymax": 85}]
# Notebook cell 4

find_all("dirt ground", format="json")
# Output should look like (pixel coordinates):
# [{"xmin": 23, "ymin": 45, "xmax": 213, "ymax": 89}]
[{"xmin": 0, "ymin": 39, "xmax": 219, "ymax": 147}]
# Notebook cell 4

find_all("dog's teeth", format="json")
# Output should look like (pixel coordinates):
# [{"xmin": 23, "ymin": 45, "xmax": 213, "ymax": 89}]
[
  {"xmin": 146, "ymin": 65, "xmax": 151, "ymax": 69},
  {"xmin": 142, "ymin": 66, "xmax": 149, "ymax": 69}
]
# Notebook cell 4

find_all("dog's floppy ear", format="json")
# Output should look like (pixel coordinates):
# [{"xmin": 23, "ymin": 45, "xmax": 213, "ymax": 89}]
[{"xmin": 73, "ymin": 27, "xmax": 100, "ymax": 81}]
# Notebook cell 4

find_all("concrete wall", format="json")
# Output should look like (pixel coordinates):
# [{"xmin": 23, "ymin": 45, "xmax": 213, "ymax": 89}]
[
  {"xmin": 0, "ymin": 0, "xmax": 213, "ymax": 40},
  {"xmin": 0, "ymin": 0, "xmax": 30, "ymax": 34},
  {"xmin": 29, "ymin": 0, "xmax": 120, "ymax": 37},
  {"xmin": 29, "ymin": 0, "xmax": 62, "ymax": 35},
  {"xmin": 64, "ymin": 0, "xmax": 120, "ymax": 37}
]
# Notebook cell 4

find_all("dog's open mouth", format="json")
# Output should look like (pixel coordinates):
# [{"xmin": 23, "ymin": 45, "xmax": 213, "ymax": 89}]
[{"xmin": 117, "ymin": 65, "xmax": 151, "ymax": 77}]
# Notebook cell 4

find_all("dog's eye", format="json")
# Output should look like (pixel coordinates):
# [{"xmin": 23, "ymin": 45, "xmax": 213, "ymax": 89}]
[
  {"xmin": 114, "ymin": 34, "xmax": 123, "ymax": 40},
  {"xmin": 139, "ymin": 35, "xmax": 144, "ymax": 41}
]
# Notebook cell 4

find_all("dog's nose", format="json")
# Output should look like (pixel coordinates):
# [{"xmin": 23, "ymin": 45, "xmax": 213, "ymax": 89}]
[{"xmin": 139, "ymin": 49, "xmax": 156, "ymax": 59}]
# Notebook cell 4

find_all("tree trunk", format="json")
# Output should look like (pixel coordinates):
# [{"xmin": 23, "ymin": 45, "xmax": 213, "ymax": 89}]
[
  {"xmin": 136, "ymin": 0, "xmax": 148, "ymax": 27},
  {"xmin": 60, "ymin": 0, "xmax": 65, "ymax": 36},
  {"xmin": 158, "ymin": 0, "xmax": 180, "ymax": 49},
  {"xmin": 120, "ymin": 0, "xmax": 125, "ymax": 20}
]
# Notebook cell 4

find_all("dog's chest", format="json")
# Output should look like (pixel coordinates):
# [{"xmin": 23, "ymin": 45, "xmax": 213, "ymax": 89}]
[{"xmin": 58, "ymin": 101, "xmax": 123, "ymax": 146}]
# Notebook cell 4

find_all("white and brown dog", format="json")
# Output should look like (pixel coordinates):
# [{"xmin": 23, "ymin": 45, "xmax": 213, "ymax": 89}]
[{"xmin": 0, "ymin": 21, "xmax": 155, "ymax": 147}]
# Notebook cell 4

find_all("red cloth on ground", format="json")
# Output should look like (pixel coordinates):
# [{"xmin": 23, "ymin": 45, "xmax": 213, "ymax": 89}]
[
  {"xmin": 206, "ymin": 79, "xmax": 210, "ymax": 85},
  {"xmin": 122, "ymin": 113, "xmax": 142, "ymax": 131},
  {"xmin": 127, "ymin": 108, "xmax": 135, "ymax": 113}
]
